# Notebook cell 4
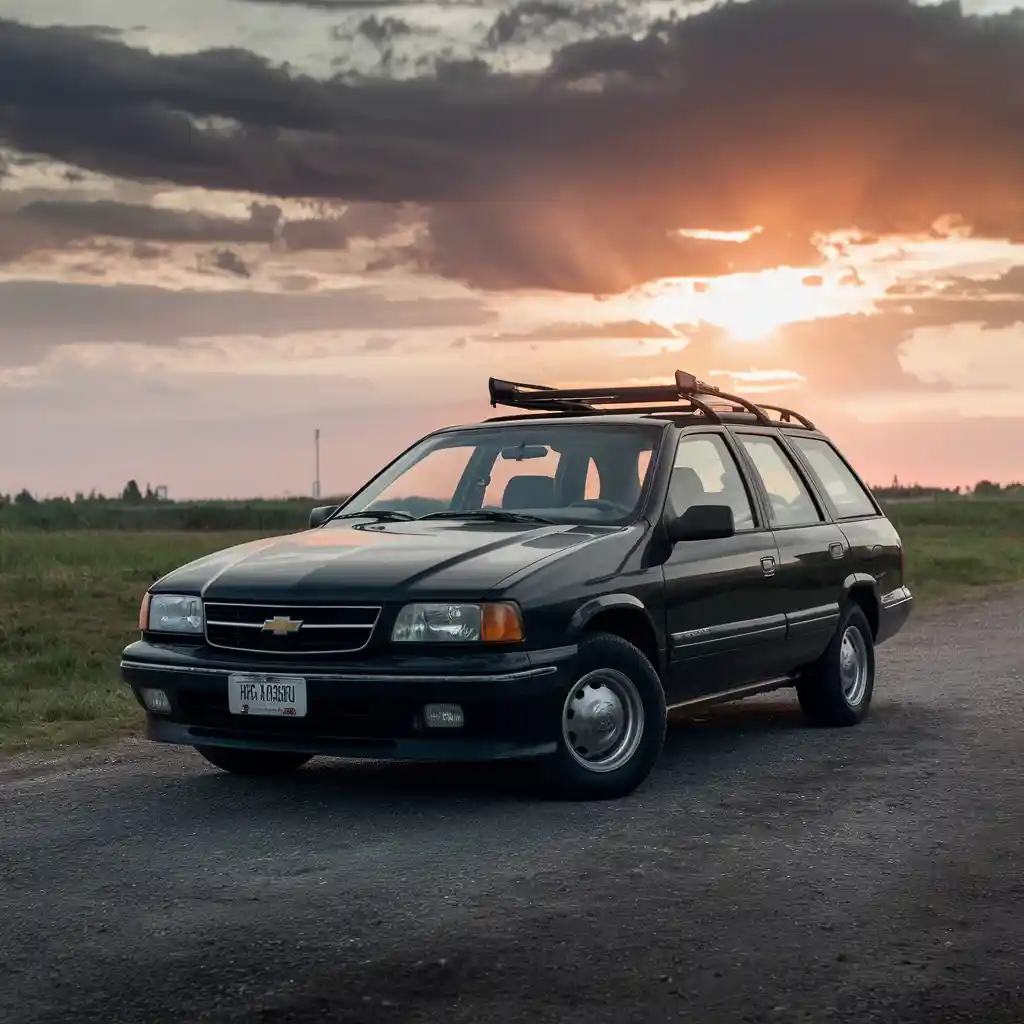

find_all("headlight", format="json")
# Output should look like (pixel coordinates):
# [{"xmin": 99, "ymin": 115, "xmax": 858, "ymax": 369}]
[
  {"xmin": 143, "ymin": 593, "xmax": 204, "ymax": 634},
  {"xmin": 391, "ymin": 602, "xmax": 523, "ymax": 643}
]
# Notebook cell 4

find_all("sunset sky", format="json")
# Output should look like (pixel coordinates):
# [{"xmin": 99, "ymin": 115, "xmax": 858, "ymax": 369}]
[{"xmin": 3, "ymin": 0, "xmax": 1024, "ymax": 498}]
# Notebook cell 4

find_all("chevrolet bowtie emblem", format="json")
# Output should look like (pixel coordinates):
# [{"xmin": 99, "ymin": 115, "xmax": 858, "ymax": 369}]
[{"xmin": 261, "ymin": 616, "xmax": 304, "ymax": 636}]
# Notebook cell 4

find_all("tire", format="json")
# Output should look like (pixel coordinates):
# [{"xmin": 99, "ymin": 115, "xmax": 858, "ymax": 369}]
[
  {"xmin": 194, "ymin": 745, "xmax": 313, "ymax": 776},
  {"xmin": 536, "ymin": 631, "xmax": 667, "ymax": 801},
  {"xmin": 796, "ymin": 603, "xmax": 875, "ymax": 727}
]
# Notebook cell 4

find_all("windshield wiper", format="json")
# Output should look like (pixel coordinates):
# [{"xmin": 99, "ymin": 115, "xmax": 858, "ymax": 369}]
[
  {"xmin": 330, "ymin": 509, "xmax": 416, "ymax": 522},
  {"xmin": 419, "ymin": 510, "xmax": 554, "ymax": 525}
]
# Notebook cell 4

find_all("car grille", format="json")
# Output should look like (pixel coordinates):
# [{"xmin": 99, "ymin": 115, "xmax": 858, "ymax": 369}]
[{"xmin": 203, "ymin": 602, "xmax": 381, "ymax": 655}]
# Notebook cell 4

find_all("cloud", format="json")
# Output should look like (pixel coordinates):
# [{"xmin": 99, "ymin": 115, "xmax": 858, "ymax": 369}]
[
  {"xmin": 676, "ymin": 279, "xmax": 1024, "ymax": 400},
  {"xmin": 388, "ymin": 203, "xmax": 821, "ymax": 293},
  {"xmin": 0, "ymin": 194, "xmax": 406, "ymax": 267},
  {"xmin": 280, "ymin": 201, "xmax": 406, "ymax": 250},
  {"xmin": 480, "ymin": 319, "xmax": 680, "ymax": 343},
  {"xmin": 234, "ymin": 0, "xmax": 485, "ymax": 9},
  {"xmin": 888, "ymin": 264, "xmax": 1024, "ymax": 300},
  {"xmin": 2, "ymin": 1, "xmax": 1024, "ymax": 294},
  {"xmin": 0, "ymin": 280, "xmax": 496, "ymax": 367},
  {"xmin": 207, "ymin": 247, "xmax": 253, "ymax": 277},
  {"xmin": 13, "ymin": 198, "xmax": 282, "ymax": 245},
  {"xmin": 483, "ymin": 1, "xmax": 639, "ymax": 49},
  {"xmin": 358, "ymin": 334, "xmax": 399, "ymax": 351}
]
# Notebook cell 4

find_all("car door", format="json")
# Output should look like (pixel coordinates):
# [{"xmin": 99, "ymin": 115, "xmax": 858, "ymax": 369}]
[
  {"xmin": 662, "ymin": 428, "xmax": 786, "ymax": 702},
  {"xmin": 783, "ymin": 432, "xmax": 901, "ymax": 595},
  {"xmin": 732, "ymin": 429, "xmax": 850, "ymax": 672}
]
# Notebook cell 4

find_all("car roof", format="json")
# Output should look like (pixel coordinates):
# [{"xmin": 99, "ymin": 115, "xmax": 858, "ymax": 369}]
[{"xmin": 431, "ymin": 412, "xmax": 827, "ymax": 440}]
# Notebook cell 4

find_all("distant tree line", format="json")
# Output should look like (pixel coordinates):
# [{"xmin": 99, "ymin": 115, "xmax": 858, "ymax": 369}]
[
  {"xmin": 2, "ymin": 475, "xmax": 1023, "ymax": 532},
  {"xmin": 872, "ymin": 476, "xmax": 1024, "ymax": 500},
  {"xmin": 0, "ymin": 480, "xmax": 351, "ymax": 532}
]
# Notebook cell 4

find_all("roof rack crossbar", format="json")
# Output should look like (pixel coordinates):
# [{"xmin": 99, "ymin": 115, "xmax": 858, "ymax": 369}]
[{"xmin": 755, "ymin": 404, "xmax": 816, "ymax": 430}]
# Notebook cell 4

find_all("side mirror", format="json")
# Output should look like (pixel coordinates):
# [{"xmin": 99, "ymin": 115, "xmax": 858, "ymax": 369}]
[
  {"xmin": 309, "ymin": 504, "xmax": 340, "ymax": 529},
  {"xmin": 666, "ymin": 504, "xmax": 735, "ymax": 543}
]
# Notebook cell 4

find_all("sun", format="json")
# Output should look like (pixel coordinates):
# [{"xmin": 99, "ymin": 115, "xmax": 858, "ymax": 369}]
[{"xmin": 640, "ymin": 267, "xmax": 863, "ymax": 343}]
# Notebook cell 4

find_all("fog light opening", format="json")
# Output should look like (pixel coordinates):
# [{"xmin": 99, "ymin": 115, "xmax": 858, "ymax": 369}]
[
  {"xmin": 423, "ymin": 703, "xmax": 464, "ymax": 729},
  {"xmin": 140, "ymin": 688, "xmax": 172, "ymax": 714}
]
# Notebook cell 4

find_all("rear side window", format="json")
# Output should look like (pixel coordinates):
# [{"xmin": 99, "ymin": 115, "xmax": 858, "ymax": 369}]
[
  {"xmin": 790, "ymin": 436, "xmax": 877, "ymax": 519},
  {"xmin": 737, "ymin": 434, "xmax": 823, "ymax": 528}
]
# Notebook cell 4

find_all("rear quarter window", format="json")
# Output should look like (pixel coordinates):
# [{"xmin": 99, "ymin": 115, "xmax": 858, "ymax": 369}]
[{"xmin": 790, "ymin": 436, "xmax": 878, "ymax": 519}]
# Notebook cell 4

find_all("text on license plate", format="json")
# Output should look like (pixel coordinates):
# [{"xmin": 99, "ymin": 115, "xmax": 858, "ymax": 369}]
[{"xmin": 227, "ymin": 673, "xmax": 307, "ymax": 717}]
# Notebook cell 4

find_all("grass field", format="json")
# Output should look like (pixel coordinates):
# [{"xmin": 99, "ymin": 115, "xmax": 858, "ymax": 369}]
[{"xmin": 2, "ymin": 501, "xmax": 1023, "ymax": 755}]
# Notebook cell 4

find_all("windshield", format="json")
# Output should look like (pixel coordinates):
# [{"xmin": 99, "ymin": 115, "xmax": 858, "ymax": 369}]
[{"xmin": 335, "ymin": 424, "xmax": 663, "ymax": 526}]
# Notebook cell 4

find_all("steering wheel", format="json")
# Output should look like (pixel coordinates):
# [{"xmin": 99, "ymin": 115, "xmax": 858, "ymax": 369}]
[{"xmin": 569, "ymin": 498, "xmax": 632, "ymax": 515}]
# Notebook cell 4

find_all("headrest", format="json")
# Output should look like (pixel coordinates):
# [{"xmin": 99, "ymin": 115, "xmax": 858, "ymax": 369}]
[
  {"xmin": 501, "ymin": 475, "xmax": 555, "ymax": 509},
  {"xmin": 669, "ymin": 466, "xmax": 706, "ymax": 512}
]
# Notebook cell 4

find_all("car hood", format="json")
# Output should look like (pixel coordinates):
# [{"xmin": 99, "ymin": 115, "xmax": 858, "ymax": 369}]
[{"xmin": 153, "ymin": 519, "xmax": 617, "ymax": 602}]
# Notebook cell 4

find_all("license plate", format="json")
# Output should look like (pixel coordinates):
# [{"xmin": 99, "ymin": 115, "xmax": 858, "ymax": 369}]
[{"xmin": 228, "ymin": 673, "xmax": 307, "ymax": 718}]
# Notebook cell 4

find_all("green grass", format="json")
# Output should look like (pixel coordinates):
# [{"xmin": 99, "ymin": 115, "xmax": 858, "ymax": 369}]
[
  {"xmin": 0, "ymin": 531, "xmax": 265, "ymax": 754},
  {"xmin": 883, "ymin": 499, "xmax": 1024, "ymax": 603},
  {"xmin": 2, "ymin": 500, "xmax": 1023, "ymax": 755}
]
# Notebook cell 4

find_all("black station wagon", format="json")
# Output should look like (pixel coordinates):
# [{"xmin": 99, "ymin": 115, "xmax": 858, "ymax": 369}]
[{"xmin": 121, "ymin": 371, "xmax": 913, "ymax": 799}]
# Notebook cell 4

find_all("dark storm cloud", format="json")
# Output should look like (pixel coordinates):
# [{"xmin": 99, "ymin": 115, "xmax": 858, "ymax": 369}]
[
  {"xmin": 1, "ymin": 1, "xmax": 1024, "ymax": 292},
  {"xmin": 234, "ymin": 0, "xmax": 486, "ymax": 9},
  {"xmin": 0, "ymin": 280, "xmax": 496, "ymax": 367},
  {"xmin": 1, "ymin": 195, "xmax": 403, "ymax": 262},
  {"xmin": 393, "ymin": 203, "xmax": 820, "ymax": 293},
  {"xmin": 280, "ymin": 201, "xmax": 406, "ymax": 250},
  {"xmin": 14, "ymin": 198, "xmax": 283, "ymax": 244}
]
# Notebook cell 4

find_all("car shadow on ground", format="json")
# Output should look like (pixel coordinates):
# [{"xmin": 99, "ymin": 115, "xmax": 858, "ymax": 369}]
[{"xmin": 170, "ymin": 694, "xmax": 864, "ymax": 811}]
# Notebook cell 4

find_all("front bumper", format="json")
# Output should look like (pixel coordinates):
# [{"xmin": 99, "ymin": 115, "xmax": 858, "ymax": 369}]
[{"xmin": 120, "ymin": 640, "xmax": 577, "ymax": 762}]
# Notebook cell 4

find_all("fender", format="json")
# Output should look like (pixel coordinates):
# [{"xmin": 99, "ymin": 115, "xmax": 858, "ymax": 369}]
[
  {"xmin": 843, "ymin": 571, "xmax": 880, "ymax": 595},
  {"xmin": 566, "ymin": 594, "xmax": 664, "ymax": 659},
  {"xmin": 567, "ymin": 593, "xmax": 649, "ymax": 635}
]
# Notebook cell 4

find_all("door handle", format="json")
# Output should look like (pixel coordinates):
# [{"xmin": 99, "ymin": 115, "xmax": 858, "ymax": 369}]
[
  {"xmin": 761, "ymin": 556, "xmax": 776, "ymax": 577},
  {"xmin": 829, "ymin": 542, "xmax": 845, "ymax": 560}
]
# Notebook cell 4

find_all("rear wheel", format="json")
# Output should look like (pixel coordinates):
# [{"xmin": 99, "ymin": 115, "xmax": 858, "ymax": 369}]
[
  {"xmin": 537, "ymin": 632, "xmax": 666, "ymax": 800},
  {"xmin": 194, "ymin": 746, "xmax": 313, "ymax": 776},
  {"xmin": 796, "ymin": 603, "xmax": 875, "ymax": 727}
]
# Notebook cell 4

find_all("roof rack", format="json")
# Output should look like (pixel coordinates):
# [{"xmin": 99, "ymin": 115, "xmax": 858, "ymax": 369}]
[
  {"xmin": 487, "ymin": 371, "xmax": 814, "ymax": 428},
  {"xmin": 754, "ymin": 404, "xmax": 816, "ymax": 430}
]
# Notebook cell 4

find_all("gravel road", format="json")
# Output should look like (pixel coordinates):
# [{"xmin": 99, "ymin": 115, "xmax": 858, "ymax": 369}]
[{"xmin": 3, "ymin": 592, "xmax": 1022, "ymax": 1024}]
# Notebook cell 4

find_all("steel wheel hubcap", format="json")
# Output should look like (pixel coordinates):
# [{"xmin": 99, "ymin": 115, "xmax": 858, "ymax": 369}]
[
  {"xmin": 561, "ymin": 669, "xmax": 645, "ymax": 773},
  {"xmin": 839, "ymin": 625, "xmax": 869, "ymax": 706}
]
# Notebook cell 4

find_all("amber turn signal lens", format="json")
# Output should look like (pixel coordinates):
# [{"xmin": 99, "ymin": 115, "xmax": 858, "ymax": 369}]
[
  {"xmin": 138, "ymin": 592, "xmax": 151, "ymax": 631},
  {"xmin": 481, "ymin": 602, "xmax": 524, "ymax": 643}
]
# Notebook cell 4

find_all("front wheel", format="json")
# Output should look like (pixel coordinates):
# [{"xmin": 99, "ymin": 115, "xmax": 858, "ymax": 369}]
[
  {"xmin": 796, "ymin": 603, "xmax": 875, "ymax": 727},
  {"xmin": 194, "ymin": 746, "xmax": 313, "ymax": 776},
  {"xmin": 537, "ymin": 632, "xmax": 667, "ymax": 800}
]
